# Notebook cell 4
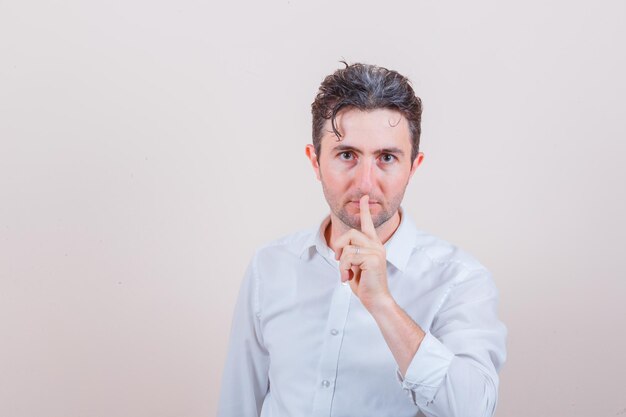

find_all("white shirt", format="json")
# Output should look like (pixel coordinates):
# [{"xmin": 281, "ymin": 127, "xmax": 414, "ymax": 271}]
[{"xmin": 218, "ymin": 210, "xmax": 507, "ymax": 417}]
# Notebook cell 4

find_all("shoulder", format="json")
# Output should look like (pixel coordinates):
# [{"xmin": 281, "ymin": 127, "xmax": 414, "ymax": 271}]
[
  {"xmin": 393, "ymin": 212, "xmax": 489, "ymax": 279},
  {"xmin": 407, "ymin": 230, "xmax": 499, "ymax": 305},
  {"xmin": 412, "ymin": 230, "xmax": 487, "ymax": 274},
  {"xmin": 251, "ymin": 226, "xmax": 317, "ymax": 264},
  {"xmin": 245, "ymin": 227, "xmax": 318, "ymax": 297},
  {"xmin": 400, "ymin": 224, "xmax": 495, "ymax": 295}
]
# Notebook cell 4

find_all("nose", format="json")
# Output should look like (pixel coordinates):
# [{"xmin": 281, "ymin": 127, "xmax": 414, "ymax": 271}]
[{"xmin": 356, "ymin": 158, "xmax": 374, "ymax": 194}]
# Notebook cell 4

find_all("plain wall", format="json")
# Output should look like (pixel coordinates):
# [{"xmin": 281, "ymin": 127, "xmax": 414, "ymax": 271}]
[{"xmin": 1, "ymin": 1, "xmax": 625, "ymax": 416}]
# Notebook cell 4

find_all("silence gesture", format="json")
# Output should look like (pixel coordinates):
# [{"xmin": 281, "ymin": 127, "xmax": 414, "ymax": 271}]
[{"xmin": 334, "ymin": 195, "xmax": 392, "ymax": 312}]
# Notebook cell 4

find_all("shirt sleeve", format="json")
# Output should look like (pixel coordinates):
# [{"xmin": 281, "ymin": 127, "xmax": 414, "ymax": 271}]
[
  {"xmin": 217, "ymin": 256, "xmax": 269, "ymax": 417},
  {"xmin": 396, "ymin": 269, "xmax": 507, "ymax": 417}
]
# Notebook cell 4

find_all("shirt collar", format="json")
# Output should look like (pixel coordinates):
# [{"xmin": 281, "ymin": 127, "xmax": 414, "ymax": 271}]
[
  {"xmin": 298, "ymin": 207, "xmax": 418, "ymax": 272},
  {"xmin": 383, "ymin": 207, "xmax": 418, "ymax": 272}
]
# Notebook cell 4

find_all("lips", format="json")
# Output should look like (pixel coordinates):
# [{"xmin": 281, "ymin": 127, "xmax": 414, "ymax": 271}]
[{"xmin": 349, "ymin": 200, "xmax": 379, "ymax": 205}]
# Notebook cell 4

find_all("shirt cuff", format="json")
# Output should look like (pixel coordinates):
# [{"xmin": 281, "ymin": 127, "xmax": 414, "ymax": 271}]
[{"xmin": 395, "ymin": 331, "xmax": 454, "ymax": 405}]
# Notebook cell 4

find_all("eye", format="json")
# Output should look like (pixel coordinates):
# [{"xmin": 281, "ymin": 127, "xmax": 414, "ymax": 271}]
[
  {"xmin": 380, "ymin": 153, "xmax": 396, "ymax": 163},
  {"xmin": 339, "ymin": 151, "xmax": 354, "ymax": 161}
]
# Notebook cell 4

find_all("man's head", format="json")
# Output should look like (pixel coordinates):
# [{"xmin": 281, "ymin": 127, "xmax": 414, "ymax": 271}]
[
  {"xmin": 311, "ymin": 62, "xmax": 423, "ymax": 164},
  {"xmin": 306, "ymin": 62, "xmax": 425, "ymax": 233}
]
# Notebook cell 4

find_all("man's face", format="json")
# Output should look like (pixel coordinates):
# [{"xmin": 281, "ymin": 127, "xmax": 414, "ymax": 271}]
[{"xmin": 306, "ymin": 108, "xmax": 423, "ymax": 231}]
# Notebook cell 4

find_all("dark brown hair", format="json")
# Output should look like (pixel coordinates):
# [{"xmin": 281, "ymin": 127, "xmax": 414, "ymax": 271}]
[{"xmin": 311, "ymin": 62, "xmax": 423, "ymax": 162}]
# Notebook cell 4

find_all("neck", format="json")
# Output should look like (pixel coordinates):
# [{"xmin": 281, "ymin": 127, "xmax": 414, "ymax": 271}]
[{"xmin": 325, "ymin": 210, "xmax": 402, "ymax": 252}]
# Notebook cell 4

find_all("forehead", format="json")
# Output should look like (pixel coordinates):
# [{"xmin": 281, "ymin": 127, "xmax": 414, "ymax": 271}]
[{"xmin": 320, "ymin": 108, "xmax": 411, "ymax": 152}]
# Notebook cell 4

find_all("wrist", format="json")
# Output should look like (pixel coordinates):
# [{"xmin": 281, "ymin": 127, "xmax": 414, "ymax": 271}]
[{"xmin": 364, "ymin": 292, "xmax": 397, "ymax": 317}]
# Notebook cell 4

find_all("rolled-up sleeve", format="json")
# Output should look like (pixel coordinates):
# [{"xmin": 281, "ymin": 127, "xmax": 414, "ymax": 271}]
[
  {"xmin": 217, "ymin": 256, "xmax": 269, "ymax": 417},
  {"xmin": 396, "ymin": 269, "xmax": 507, "ymax": 417}
]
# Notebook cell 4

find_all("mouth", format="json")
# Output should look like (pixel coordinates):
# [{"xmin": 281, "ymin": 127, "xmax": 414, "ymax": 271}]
[{"xmin": 349, "ymin": 200, "xmax": 379, "ymax": 206}]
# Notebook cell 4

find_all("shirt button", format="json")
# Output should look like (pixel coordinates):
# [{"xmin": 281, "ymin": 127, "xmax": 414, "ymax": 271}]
[
  {"xmin": 330, "ymin": 329, "xmax": 339, "ymax": 336},
  {"xmin": 321, "ymin": 379, "xmax": 331, "ymax": 388}
]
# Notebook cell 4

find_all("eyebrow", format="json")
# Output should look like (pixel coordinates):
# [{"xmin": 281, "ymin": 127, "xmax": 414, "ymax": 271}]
[{"xmin": 331, "ymin": 144, "xmax": 405, "ymax": 156}]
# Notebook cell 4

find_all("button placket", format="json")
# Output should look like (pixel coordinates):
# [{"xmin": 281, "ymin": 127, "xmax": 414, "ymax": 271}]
[{"xmin": 311, "ymin": 282, "xmax": 352, "ymax": 416}]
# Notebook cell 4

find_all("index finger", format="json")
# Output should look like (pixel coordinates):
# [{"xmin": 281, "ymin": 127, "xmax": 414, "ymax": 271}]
[{"xmin": 359, "ymin": 195, "xmax": 377, "ymax": 240}]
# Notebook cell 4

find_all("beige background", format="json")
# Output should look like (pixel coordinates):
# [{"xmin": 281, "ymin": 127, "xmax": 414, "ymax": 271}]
[{"xmin": 1, "ymin": 0, "xmax": 625, "ymax": 416}]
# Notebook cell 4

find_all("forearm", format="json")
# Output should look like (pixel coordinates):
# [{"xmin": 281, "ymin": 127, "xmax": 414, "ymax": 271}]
[
  {"xmin": 368, "ymin": 295, "xmax": 426, "ymax": 376},
  {"xmin": 368, "ymin": 296, "xmax": 499, "ymax": 417}
]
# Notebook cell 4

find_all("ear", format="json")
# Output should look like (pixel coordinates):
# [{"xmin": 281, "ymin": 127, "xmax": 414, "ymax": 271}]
[
  {"xmin": 408, "ymin": 152, "xmax": 425, "ymax": 180},
  {"xmin": 305, "ymin": 144, "xmax": 321, "ymax": 181}
]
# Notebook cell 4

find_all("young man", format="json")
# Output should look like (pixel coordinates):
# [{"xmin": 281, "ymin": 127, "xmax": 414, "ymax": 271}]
[{"xmin": 218, "ymin": 63, "xmax": 507, "ymax": 417}]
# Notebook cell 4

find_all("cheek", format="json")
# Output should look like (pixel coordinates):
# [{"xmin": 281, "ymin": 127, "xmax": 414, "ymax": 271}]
[
  {"xmin": 326, "ymin": 158, "xmax": 352, "ymax": 173},
  {"xmin": 322, "ymin": 175, "xmax": 349, "ymax": 193},
  {"xmin": 321, "ymin": 163, "xmax": 352, "ymax": 186},
  {"xmin": 378, "ymin": 171, "xmax": 411, "ymax": 191}
]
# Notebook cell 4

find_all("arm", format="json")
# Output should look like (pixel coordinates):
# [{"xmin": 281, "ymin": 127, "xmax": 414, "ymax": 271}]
[
  {"xmin": 217, "ymin": 257, "xmax": 269, "ymax": 417},
  {"xmin": 335, "ymin": 196, "xmax": 506, "ymax": 417},
  {"xmin": 367, "ymin": 296, "xmax": 425, "ymax": 376},
  {"xmin": 374, "ymin": 271, "xmax": 506, "ymax": 417}
]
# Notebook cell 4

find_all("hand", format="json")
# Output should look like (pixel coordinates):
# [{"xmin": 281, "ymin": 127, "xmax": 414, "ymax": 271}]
[{"xmin": 334, "ymin": 195, "xmax": 392, "ymax": 311}]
